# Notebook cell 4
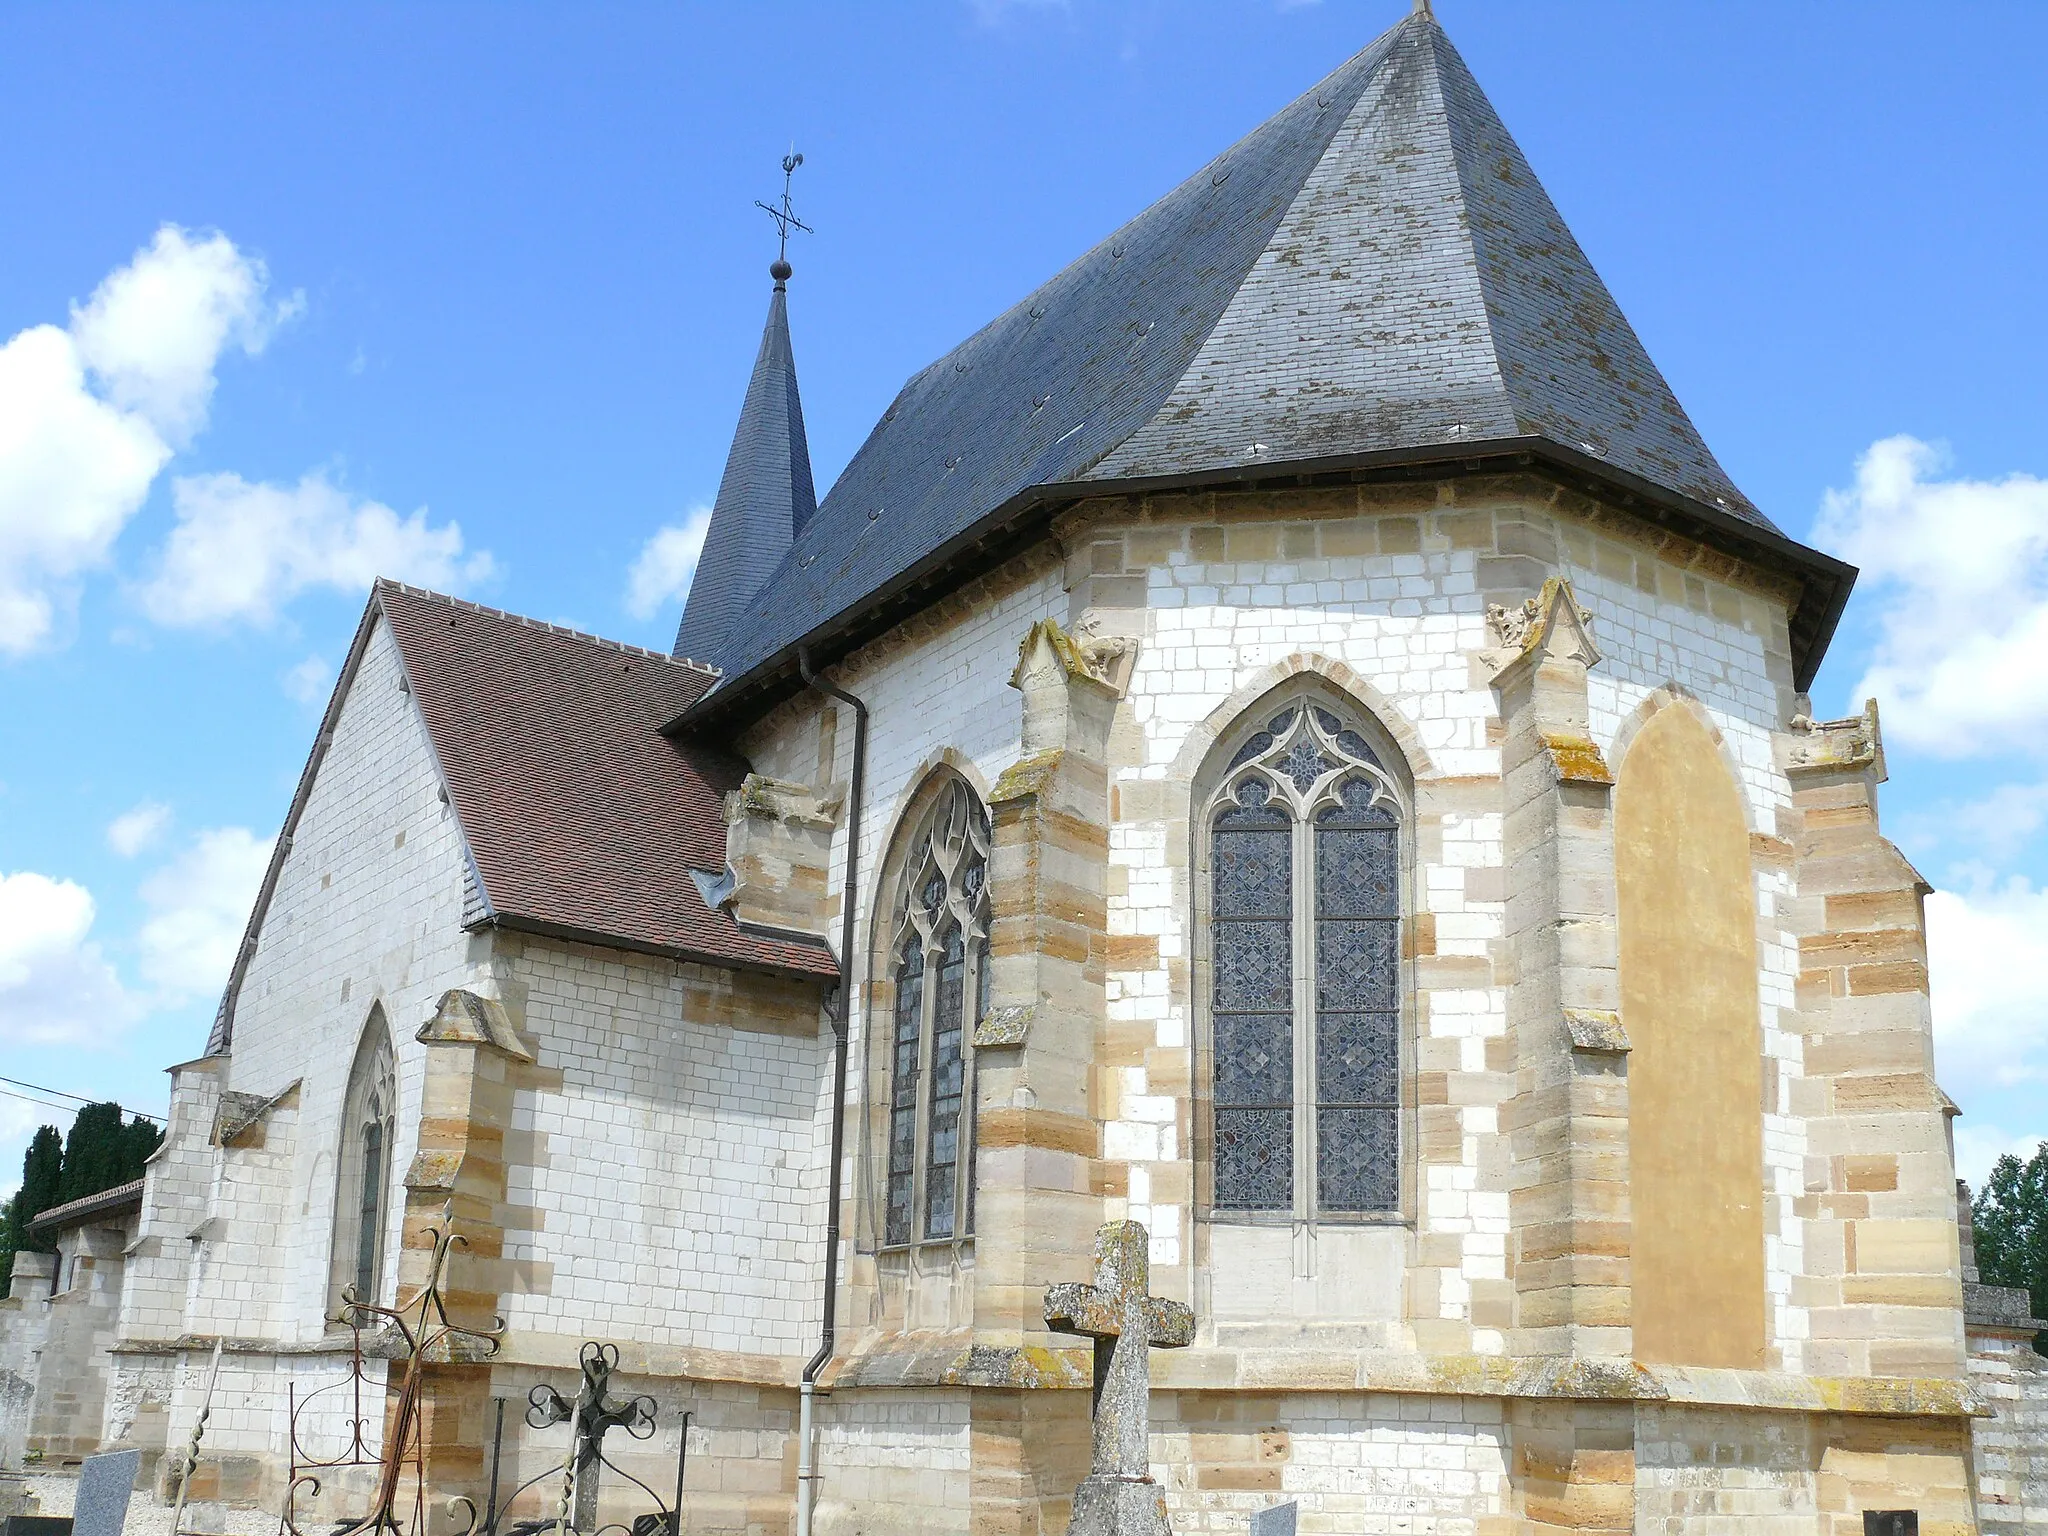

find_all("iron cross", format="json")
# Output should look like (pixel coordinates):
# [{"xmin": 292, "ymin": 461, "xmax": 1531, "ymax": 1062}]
[
  {"xmin": 1045, "ymin": 1220, "xmax": 1193, "ymax": 1480},
  {"xmin": 527, "ymin": 1341, "xmax": 657, "ymax": 1532},
  {"xmin": 755, "ymin": 150, "xmax": 813, "ymax": 266}
]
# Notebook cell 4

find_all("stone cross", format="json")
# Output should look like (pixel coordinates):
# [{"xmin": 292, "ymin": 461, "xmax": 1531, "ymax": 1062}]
[{"xmin": 1045, "ymin": 1221, "xmax": 1193, "ymax": 1536}]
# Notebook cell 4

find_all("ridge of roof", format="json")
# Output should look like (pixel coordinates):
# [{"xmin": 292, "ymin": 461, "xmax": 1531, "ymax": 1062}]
[
  {"xmin": 676, "ymin": 6, "xmax": 1850, "ymax": 722},
  {"xmin": 674, "ymin": 274, "xmax": 818, "ymax": 666},
  {"xmin": 376, "ymin": 580, "xmax": 718, "ymax": 671}
]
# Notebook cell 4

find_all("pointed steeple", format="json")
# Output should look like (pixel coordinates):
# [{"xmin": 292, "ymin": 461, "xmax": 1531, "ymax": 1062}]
[{"xmin": 672, "ymin": 258, "xmax": 818, "ymax": 667}]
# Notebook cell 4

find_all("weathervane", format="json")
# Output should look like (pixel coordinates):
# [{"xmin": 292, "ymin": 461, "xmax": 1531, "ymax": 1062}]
[{"xmin": 756, "ymin": 150, "xmax": 812, "ymax": 283}]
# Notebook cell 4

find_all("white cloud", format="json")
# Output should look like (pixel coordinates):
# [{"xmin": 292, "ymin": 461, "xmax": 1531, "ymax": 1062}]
[
  {"xmin": 140, "ymin": 472, "xmax": 496, "ymax": 628},
  {"xmin": 1816, "ymin": 436, "xmax": 2048, "ymax": 756},
  {"xmin": 137, "ymin": 827, "xmax": 274, "ymax": 1000},
  {"xmin": 283, "ymin": 654, "xmax": 334, "ymax": 704},
  {"xmin": 1928, "ymin": 878, "xmax": 2048, "ymax": 1097},
  {"xmin": 106, "ymin": 801, "xmax": 172, "ymax": 858},
  {"xmin": 624, "ymin": 507, "xmax": 713, "ymax": 621},
  {"xmin": 70, "ymin": 225, "xmax": 300, "ymax": 447},
  {"xmin": 0, "ymin": 225, "xmax": 296, "ymax": 654},
  {"xmin": 0, "ymin": 871, "xmax": 139, "ymax": 1045}
]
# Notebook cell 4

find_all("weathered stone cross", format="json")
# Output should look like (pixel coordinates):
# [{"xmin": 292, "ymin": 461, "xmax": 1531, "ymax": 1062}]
[{"xmin": 1045, "ymin": 1220, "xmax": 1193, "ymax": 1536}]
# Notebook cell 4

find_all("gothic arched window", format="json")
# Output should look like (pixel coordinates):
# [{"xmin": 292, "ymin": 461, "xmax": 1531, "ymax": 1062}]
[
  {"xmin": 1205, "ymin": 697, "xmax": 1405, "ymax": 1219},
  {"xmin": 881, "ymin": 776, "xmax": 992, "ymax": 1247},
  {"xmin": 330, "ymin": 1010, "xmax": 396, "ymax": 1320}
]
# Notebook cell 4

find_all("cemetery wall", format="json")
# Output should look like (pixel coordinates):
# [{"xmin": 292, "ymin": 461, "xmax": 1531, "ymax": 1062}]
[
  {"xmin": 20, "ymin": 1218, "xmax": 134, "ymax": 1461},
  {"xmin": 1968, "ymin": 1332, "xmax": 2048, "ymax": 1535}
]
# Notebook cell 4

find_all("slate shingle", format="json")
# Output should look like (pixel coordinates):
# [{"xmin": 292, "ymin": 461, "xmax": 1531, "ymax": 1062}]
[{"xmin": 688, "ymin": 7, "xmax": 1840, "ymax": 711}]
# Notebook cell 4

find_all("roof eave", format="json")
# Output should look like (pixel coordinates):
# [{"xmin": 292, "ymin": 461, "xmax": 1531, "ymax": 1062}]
[
  {"xmin": 477, "ymin": 912, "xmax": 839, "ymax": 984},
  {"xmin": 672, "ymin": 436, "xmax": 1854, "ymax": 736}
]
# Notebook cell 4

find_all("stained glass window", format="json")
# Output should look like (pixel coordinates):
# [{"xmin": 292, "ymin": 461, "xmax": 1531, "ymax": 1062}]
[
  {"xmin": 1213, "ymin": 778, "xmax": 1295, "ymax": 1209},
  {"xmin": 885, "ymin": 934, "xmax": 924, "ymax": 1247},
  {"xmin": 879, "ymin": 777, "xmax": 992, "ymax": 1247},
  {"xmin": 1207, "ymin": 699, "xmax": 1404, "ymax": 1220}
]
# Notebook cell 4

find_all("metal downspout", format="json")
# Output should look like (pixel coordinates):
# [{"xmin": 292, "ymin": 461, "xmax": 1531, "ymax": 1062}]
[{"xmin": 795, "ymin": 647, "xmax": 867, "ymax": 1536}]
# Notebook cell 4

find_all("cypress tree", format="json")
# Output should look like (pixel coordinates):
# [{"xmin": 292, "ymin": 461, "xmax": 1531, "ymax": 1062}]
[
  {"xmin": 0, "ymin": 1125, "xmax": 65, "ymax": 1298},
  {"xmin": 56, "ymin": 1101, "xmax": 129, "ymax": 1205},
  {"xmin": 119, "ymin": 1114, "xmax": 163, "ymax": 1181}
]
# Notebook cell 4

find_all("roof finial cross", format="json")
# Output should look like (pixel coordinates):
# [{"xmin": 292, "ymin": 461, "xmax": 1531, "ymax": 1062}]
[{"xmin": 757, "ymin": 150, "xmax": 813, "ymax": 286}]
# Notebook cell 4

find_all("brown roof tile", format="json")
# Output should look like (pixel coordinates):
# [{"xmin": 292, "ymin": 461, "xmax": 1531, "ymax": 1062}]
[{"xmin": 376, "ymin": 582, "xmax": 836, "ymax": 980}]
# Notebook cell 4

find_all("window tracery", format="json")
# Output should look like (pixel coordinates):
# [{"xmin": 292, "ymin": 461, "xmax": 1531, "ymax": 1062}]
[
  {"xmin": 881, "ymin": 776, "xmax": 992, "ymax": 1247},
  {"xmin": 1207, "ymin": 700, "xmax": 1404, "ymax": 1218}
]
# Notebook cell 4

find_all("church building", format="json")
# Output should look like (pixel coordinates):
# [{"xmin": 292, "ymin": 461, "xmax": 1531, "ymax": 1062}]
[{"xmin": 7, "ymin": 4, "xmax": 2045, "ymax": 1532}]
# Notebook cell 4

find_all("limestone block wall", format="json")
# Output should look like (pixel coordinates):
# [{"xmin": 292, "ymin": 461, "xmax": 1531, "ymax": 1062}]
[
  {"xmin": 1050, "ymin": 479, "xmax": 1811, "ymax": 1361},
  {"xmin": 496, "ymin": 936, "xmax": 831, "ymax": 1359},
  {"xmin": 462, "ymin": 1371, "xmax": 795, "ymax": 1536},
  {"xmin": 737, "ymin": 551, "xmax": 1067, "ymax": 1330},
  {"xmin": 1970, "ymin": 1335, "xmax": 2048, "ymax": 1535},
  {"xmin": 1150, "ymin": 1392, "xmax": 1510, "ymax": 1534},
  {"xmin": 809, "ymin": 1390, "xmax": 973, "ymax": 1536},
  {"xmin": 116, "ymin": 1058, "xmax": 224, "ymax": 1346},
  {"xmin": 0, "ymin": 1254, "xmax": 54, "ymax": 1468},
  {"xmin": 202, "ymin": 615, "xmax": 479, "ymax": 1345},
  {"xmin": 1634, "ymin": 1404, "xmax": 1975, "ymax": 1533}
]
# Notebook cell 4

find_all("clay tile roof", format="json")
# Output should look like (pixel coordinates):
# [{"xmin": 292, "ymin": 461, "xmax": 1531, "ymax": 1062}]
[
  {"xmin": 376, "ymin": 583, "xmax": 837, "ymax": 979},
  {"xmin": 27, "ymin": 1178, "xmax": 146, "ymax": 1235},
  {"xmin": 207, "ymin": 583, "xmax": 835, "ymax": 1054}
]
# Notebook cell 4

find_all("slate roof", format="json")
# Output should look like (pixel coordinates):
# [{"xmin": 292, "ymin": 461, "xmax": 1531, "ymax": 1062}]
[
  {"xmin": 209, "ymin": 583, "xmax": 835, "ymax": 1053},
  {"xmin": 673, "ymin": 273, "xmax": 818, "ymax": 666},
  {"xmin": 679, "ymin": 4, "xmax": 1850, "ymax": 720}
]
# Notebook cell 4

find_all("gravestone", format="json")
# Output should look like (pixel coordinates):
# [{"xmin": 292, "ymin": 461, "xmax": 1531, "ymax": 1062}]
[
  {"xmin": 1044, "ymin": 1221, "xmax": 1193, "ymax": 1536},
  {"xmin": 1249, "ymin": 1502, "xmax": 1297, "ymax": 1536},
  {"xmin": 73, "ymin": 1449, "xmax": 140, "ymax": 1536}
]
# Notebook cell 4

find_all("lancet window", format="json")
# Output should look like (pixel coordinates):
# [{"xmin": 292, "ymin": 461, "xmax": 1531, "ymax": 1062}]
[
  {"xmin": 882, "ymin": 776, "xmax": 993, "ymax": 1247},
  {"xmin": 1206, "ymin": 697, "xmax": 1405, "ymax": 1219},
  {"xmin": 330, "ymin": 1011, "xmax": 396, "ymax": 1320}
]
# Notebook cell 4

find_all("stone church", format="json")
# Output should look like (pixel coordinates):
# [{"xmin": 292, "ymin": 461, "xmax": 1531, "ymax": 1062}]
[{"xmin": 6, "ymin": 4, "xmax": 2046, "ymax": 1532}]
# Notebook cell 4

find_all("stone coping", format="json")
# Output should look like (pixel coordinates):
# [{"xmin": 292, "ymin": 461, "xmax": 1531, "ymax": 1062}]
[
  {"xmin": 1964, "ymin": 1281, "xmax": 2047, "ymax": 1336},
  {"xmin": 26, "ymin": 1179, "xmax": 145, "ymax": 1235},
  {"xmin": 108, "ymin": 1332, "xmax": 1985, "ymax": 1420}
]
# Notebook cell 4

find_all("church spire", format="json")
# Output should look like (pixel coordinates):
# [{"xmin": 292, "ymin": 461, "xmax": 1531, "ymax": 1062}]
[{"xmin": 673, "ymin": 156, "xmax": 819, "ymax": 668}]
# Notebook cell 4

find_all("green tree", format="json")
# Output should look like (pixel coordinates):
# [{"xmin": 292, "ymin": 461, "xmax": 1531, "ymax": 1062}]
[
  {"xmin": 1973, "ymin": 1142, "xmax": 2048, "ymax": 1352},
  {"xmin": 119, "ymin": 1114, "xmax": 163, "ymax": 1181},
  {"xmin": 0, "ymin": 1107, "xmax": 162, "ymax": 1300},
  {"xmin": 56, "ymin": 1101, "xmax": 131, "ymax": 1205},
  {"xmin": 0, "ymin": 1126, "xmax": 65, "ymax": 1299}
]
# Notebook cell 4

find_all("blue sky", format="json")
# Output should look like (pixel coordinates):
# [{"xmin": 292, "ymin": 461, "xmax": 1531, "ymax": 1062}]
[{"xmin": 2, "ymin": 1, "xmax": 2044, "ymax": 1194}]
